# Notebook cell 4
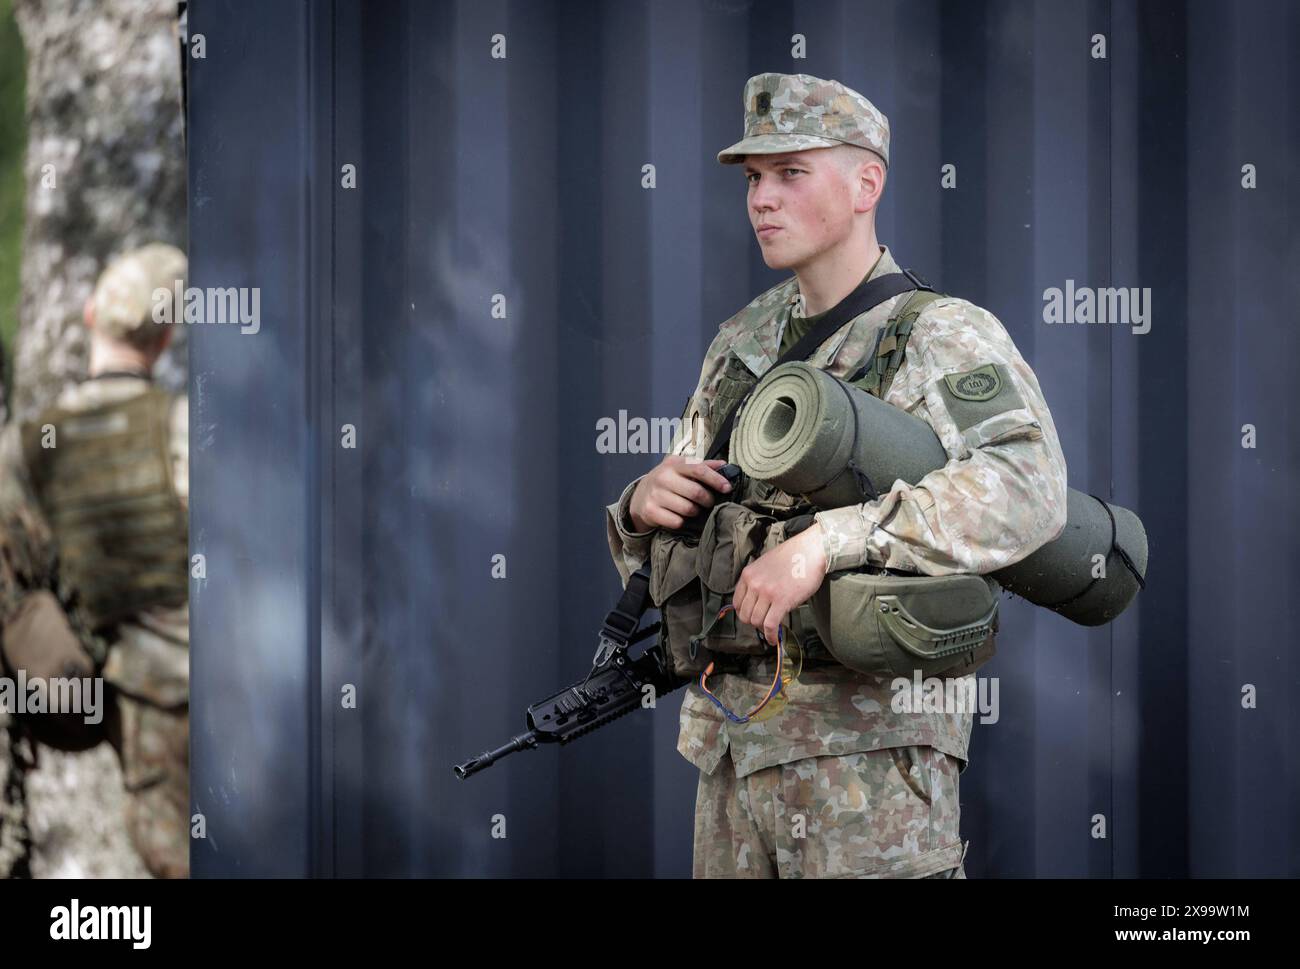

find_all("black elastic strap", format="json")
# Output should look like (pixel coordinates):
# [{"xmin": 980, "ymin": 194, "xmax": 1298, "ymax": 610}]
[
  {"xmin": 1097, "ymin": 497, "xmax": 1146, "ymax": 591},
  {"xmin": 705, "ymin": 271, "xmax": 931, "ymax": 463},
  {"xmin": 1041, "ymin": 494, "xmax": 1146, "ymax": 611},
  {"xmin": 828, "ymin": 374, "xmax": 877, "ymax": 501}
]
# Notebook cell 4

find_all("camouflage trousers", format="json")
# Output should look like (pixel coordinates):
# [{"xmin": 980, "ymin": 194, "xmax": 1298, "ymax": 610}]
[
  {"xmin": 693, "ymin": 745, "xmax": 968, "ymax": 878},
  {"xmin": 112, "ymin": 695, "xmax": 189, "ymax": 878}
]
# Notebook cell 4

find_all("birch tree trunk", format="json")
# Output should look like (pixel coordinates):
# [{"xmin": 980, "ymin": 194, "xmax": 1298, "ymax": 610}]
[
  {"xmin": 1, "ymin": 0, "xmax": 185, "ymax": 879},
  {"xmin": 11, "ymin": 0, "xmax": 187, "ymax": 421}
]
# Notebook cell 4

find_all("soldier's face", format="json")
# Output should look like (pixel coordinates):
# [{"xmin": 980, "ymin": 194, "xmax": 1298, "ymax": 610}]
[{"xmin": 744, "ymin": 149, "xmax": 855, "ymax": 271}]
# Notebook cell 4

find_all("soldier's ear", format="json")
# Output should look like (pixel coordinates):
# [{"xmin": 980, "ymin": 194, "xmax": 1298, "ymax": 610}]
[
  {"xmin": 83, "ymin": 295, "xmax": 95, "ymax": 331},
  {"xmin": 855, "ymin": 158, "xmax": 885, "ymax": 214}
]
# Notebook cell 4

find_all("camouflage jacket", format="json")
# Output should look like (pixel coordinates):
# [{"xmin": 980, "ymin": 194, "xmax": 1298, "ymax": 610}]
[{"xmin": 604, "ymin": 245, "xmax": 1068, "ymax": 778}]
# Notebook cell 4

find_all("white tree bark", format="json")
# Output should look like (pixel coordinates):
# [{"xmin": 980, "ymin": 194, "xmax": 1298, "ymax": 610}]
[{"xmin": 11, "ymin": 0, "xmax": 187, "ymax": 421}]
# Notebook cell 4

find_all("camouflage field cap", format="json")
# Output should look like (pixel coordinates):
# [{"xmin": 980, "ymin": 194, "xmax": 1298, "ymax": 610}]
[
  {"xmin": 91, "ymin": 243, "xmax": 188, "ymax": 339},
  {"xmin": 717, "ymin": 72, "xmax": 890, "ymax": 167}
]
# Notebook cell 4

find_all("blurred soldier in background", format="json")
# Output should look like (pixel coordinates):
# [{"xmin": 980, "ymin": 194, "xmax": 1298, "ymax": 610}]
[
  {"xmin": 1, "ymin": 243, "xmax": 189, "ymax": 878},
  {"xmin": 0, "ymin": 436, "xmax": 102, "ymax": 878}
]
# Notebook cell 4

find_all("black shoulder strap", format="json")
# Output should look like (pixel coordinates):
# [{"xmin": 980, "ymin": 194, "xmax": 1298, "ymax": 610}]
[{"xmin": 705, "ymin": 269, "xmax": 931, "ymax": 462}]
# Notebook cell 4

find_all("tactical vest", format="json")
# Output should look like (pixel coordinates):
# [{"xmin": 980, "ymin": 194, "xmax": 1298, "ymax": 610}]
[
  {"xmin": 651, "ymin": 288, "xmax": 956, "ymax": 678},
  {"xmin": 20, "ymin": 386, "xmax": 189, "ymax": 634}
]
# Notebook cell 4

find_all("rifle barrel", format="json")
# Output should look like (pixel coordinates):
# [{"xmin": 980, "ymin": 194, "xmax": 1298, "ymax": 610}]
[{"xmin": 453, "ymin": 731, "xmax": 539, "ymax": 779}]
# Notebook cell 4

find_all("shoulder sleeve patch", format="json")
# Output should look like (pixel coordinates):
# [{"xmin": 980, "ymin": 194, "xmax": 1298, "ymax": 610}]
[
  {"xmin": 944, "ymin": 364, "xmax": 1002, "ymax": 401},
  {"xmin": 937, "ymin": 362, "xmax": 1026, "ymax": 433}
]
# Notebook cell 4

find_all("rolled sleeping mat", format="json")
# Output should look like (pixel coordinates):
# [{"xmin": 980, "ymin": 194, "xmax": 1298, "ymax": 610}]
[
  {"xmin": 732, "ymin": 361, "xmax": 1148, "ymax": 626},
  {"xmin": 730, "ymin": 359, "xmax": 950, "ymax": 510},
  {"xmin": 995, "ymin": 488, "xmax": 1147, "ymax": 625}
]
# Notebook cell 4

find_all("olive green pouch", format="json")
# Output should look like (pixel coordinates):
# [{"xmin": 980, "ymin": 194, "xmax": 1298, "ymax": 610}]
[
  {"xmin": 0, "ymin": 589, "xmax": 105, "ymax": 752},
  {"xmin": 710, "ymin": 352, "xmax": 760, "ymax": 437},
  {"xmin": 648, "ymin": 529, "xmax": 711, "ymax": 677},
  {"xmin": 809, "ymin": 570, "xmax": 1000, "ymax": 679},
  {"xmin": 693, "ymin": 502, "xmax": 777, "ymax": 657}
]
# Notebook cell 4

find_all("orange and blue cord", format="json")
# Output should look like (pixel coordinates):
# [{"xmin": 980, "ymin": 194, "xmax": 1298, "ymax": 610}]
[{"xmin": 698, "ymin": 603, "xmax": 788, "ymax": 724}]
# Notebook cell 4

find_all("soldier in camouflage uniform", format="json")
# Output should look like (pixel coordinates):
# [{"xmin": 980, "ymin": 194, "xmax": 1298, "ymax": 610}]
[
  {"xmin": 605, "ymin": 74, "xmax": 1068, "ymax": 878},
  {"xmin": 0, "ymin": 455, "xmax": 83, "ymax": 879},
  {"xmin": 0, "ymin": 360, "xmax": 109, "ymax": 878},
  {"xmin": 1, "ymin": 243, "xmax": 190, "ymax": 878}
]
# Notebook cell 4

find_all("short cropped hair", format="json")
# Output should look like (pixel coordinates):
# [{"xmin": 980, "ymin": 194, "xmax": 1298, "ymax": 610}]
[{"xmin": 828, "ymin": 142, "xmax": 885, "ymax": 197}]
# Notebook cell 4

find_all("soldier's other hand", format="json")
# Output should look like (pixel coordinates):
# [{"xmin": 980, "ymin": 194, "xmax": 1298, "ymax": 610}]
[
  {"xmin": 733, "ymin": 523, "xmax": 828, "ymax": 647},
  {"xmin": 629, "ymin": 455, "xmax": 732, "ymax": 531}
]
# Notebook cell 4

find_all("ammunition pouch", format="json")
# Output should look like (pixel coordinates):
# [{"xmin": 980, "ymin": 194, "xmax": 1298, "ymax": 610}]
[
  {"xmin": 693, "ymin": 502, "xmax": 778, "ymax": 660},
  {"xmin": 808, "ymin": 570, "xmax": 1000, "ymax": 679},
  {"xmin": 0, "ymin": 590, "xmax": 98, "ymax": 685},
  {"xmin": 648, "ymin": 500, "xmax": 778, "ymax": 678},
  {"xmin": 648, "ymin": 528, "xmax": 703, "ymax": 677},
  {"xmin": 650, "ymin": 499, "xmax": 844, "ymax": 678},
  {"xmin": 0, "ymin": 590, "xmax": 106, "ymax": 752}
]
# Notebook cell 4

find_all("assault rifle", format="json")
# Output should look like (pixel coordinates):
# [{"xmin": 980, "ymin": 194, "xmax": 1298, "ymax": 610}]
[{"xmin": 452, "ymin": 464, "xmax": 745, "ymax": 779}]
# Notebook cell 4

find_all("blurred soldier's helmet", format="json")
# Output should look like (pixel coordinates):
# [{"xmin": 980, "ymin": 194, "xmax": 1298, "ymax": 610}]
[{"xmin": 90, "ymin": 243, "xmax": 188, "ymax": 342}]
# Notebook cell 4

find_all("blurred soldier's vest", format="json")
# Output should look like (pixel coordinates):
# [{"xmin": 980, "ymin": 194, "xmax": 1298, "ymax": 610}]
[{"xmin": 20, "ymin": 385, "xmax": 188, "ymax": 634}]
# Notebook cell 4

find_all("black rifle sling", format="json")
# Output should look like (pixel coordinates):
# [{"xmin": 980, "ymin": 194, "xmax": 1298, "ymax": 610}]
[{"xmin": 602, "ymin": 269, "xmax": 933, "ymax": 650}]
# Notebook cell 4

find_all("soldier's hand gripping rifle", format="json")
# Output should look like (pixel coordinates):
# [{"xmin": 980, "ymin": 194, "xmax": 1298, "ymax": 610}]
[{"xmin": 452, "ymin": 464, "xmax": 745, "ymax": 780}]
